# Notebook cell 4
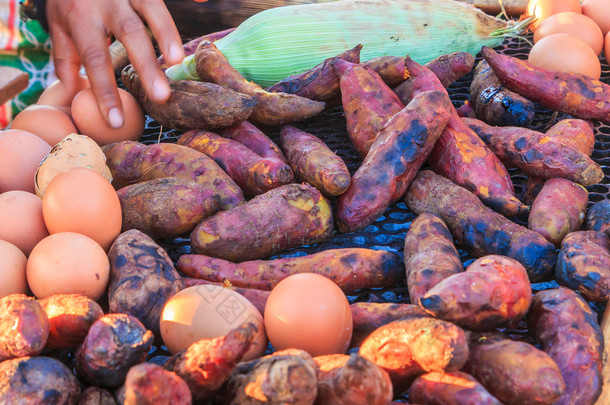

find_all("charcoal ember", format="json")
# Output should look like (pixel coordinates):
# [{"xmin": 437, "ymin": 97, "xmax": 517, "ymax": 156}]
[
  {"xmin": 115, "ymin": 363, "xmax": 191, "ymax": 405},
  {"xmin": 0, "ymin": 293, "xmax": 48, "ymax": 359},
  {"xmin": 78, "ymin": 387, "xmax": 117, "ymax": 405}
]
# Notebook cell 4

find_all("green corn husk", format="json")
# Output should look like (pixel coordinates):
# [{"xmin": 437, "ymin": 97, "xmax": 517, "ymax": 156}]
[{"xmin": 166, "ymin": 0, "xmax": 530, "ymax": 87}]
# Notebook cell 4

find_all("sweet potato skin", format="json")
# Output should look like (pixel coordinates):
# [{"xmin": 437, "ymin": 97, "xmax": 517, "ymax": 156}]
[
  {"xmin": 117, "ymin": 177, "xmax": 221, "ymax": 238},
  {"xmin": 403, "ymin": 213, "xmax": 463, "ymax": 305},
  {"xmin": 280, "ymin": 125, "xmax": 350, "ymax": 197},
  {"xmin": 79, "ymin": 387, "xmax": 117, "ymax": 405},
  {"xmin": 404, "ymin": 170, "xmax": 557, "ymax": 282},
  {"xmin": 363, "ymin": 55, "xmax": 409, "ymax": 87},
  {"xmin": 528, "ymin": 178, "xmax": 588, "ymax": 247},
  {"xmin": 221, "ymin": 120, "xmax": 287, "ymax": 162},
  {"xmin": 190, "ymin": 183, "xmax": 333, "ymax": 262},
  {"xmin": 117, "ymin": 363, "xmax": 192, "ymax": 405},
  {"xmin": 587, "ymin": 200, "xmax": 610, "ymax": 232},
  {"xmin": 482, "ymin": 46, "xmax": 610, "ymax": 124},
  {"xmin": 409, "ymin": 371, "xmax": 502, "ymax": 405},
  {"xmin": 0, "ymin": 294, "xmax": 48, "ymax": 360},
  {"xmin": 546, "ymin": 119, "xmax": 596, "ymax": 156},
  {"xmin": 555, "ymin": 231, "xmax": 610, "ymax": 302},
  {"xmin": 177, "ymin": 248, "xmax": 403, "ymax": 294},
  {"xmin": 158, "ymin": 27, "xmax": 235, "ymax": 69},
  {"xmin": 528, "ymin": 287, "xmax": 604, "ymax": 405}
]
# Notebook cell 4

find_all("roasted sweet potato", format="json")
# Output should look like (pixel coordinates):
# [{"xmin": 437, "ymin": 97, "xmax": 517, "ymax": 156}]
[
  {"xmin": 463, "ymin": 117, "xmax": 604, "ymax": 186},
  {"xmin": 221, "ymin": 120, "xmax": 287, "ymax": 162},
  {"xmin": 482, "ymin": 46, "xmax": 610, "ymax": 124},
  {"xmin": 359, "ymin": 316, "xmax": 468, "ymax": 393},
  {"xmin": 121, "ymin": 65, "xmax": 257, "ymax": 131},
  {"xmin": 195, "ymin": 41, "xmax": 325, "ymax": 126},
  {"xmin": 404, "ymin": 213, "xmax": 463, "ymax": 306},
  {"xmin": 75, "ymin": 313, "xmax": 154, "ymax": 388},
  {"xmin": 178, "ymin": 247, "xmax": 402, "ymax": 294},
  {"xmin": 103, "ymin": 141, "xmax": 244, "ymax": 210},
  {"xmin": 116, "ymin": 363, "xmax": 191, "ymax": 405},
  {"xmin": 190, "ymin": 183, "xmax": 333, "ymax": 262},
  {"xmin": 409, "ymin": 371, "xmax": 502, "ymax": 405},
  {"xmin": 555, "ymin": 230, "xmax": 610, "ymax": 302},
  {"xmin": 266, "ymin": 45, "xmax": 362, "ymax": 100},
  {"xmin": 528, "ymin": 178, "xmax": 588, "ymax": 247},
  {"xmin": 0, "ymin": 294, "xmax": 48, "ymax": 360},
  {"xmin": 178, "ymin": 130, "xmax": 294, "ymax": 196},
  {"xmin": 165, "ymin": 322, "xmax": 258, "ymax": 402},
  {"xmin": 38, "ymin": 293, "xmax": 104, "ymax": 350},
  {"xmin": 363, "ymin": 55, "xmax": 409, "ymax": 87},
  {"xmin": 314, "ymin": 353, "xmax": 393, "ymax": 405},
  {"xmin": 469, "ymin": 60, "xmax": 535, "ymax": 127},
  {"xmin": 158, "ymin": 28, "xmax": 235, "ymax": 69},
  {"xmin": 420, "ymin": 255, "xmax": 531, "ymax": 331},
  {"xmin": 528, "ymin": 287, "xmax": 604, "ymax": 405},
  {"xmin": 182, "ymin": 277, "xmax": 270, "ymax": 315},
  {"xmin": 404, "ymin": 170, "xmax": 557, "ymax": 282},
  {"xmin": 466, "ymin": 335, "xmax": 565, "ymax": 405},
  {"xmin": 280, "ymin": 125, "xmax": 350, "ymax": 197},
  {"xmin": 108, "ymin": 230, "xmax": 184, "ymax": 339},
  {"xmin": 79, "ymin": 387, "xmax": 117, "ymax": 405},
  {"xmin": 587, "ymin": 200, "xmax": 610, "ymax": 232},
  {"xmin": 117, "ymin": 177, "xmax": 221, "ymax": 238},
  {"xmin": 595, "ymin": 302, "xmax": 610, "ymax": 405},
  {"xmin": 0, "ymin": 356, "xmax": 81, "ymax": 404}
]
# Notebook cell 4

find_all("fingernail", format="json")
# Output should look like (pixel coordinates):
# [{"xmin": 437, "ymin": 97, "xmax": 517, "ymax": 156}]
[
  {"xmin": 152, "ymin": 78, "xmax": 171, "ymax": 101},
  {"xmin": 108, "ymin": 108, "xmax": 124, "ymax": 129},
  {"xmin": 169, "ymin": 43, "xmax": 185, "ymax": 62}
]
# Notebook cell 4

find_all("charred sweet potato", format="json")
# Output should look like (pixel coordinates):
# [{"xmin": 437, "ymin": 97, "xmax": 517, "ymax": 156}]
[
  {"xmin": 404, "ymin": 213, "xmax": 463, "ymax": 306},
  {"xmin": 528, "ymin": 288, "xmax": 604, "ymax": 405},
  {"xmin": 190, "ymin": 183, "xmax": 333, "ymax": 262},
  {"xmin": 181, "ymin": 277, "xmax": 270, "ymax": 315},
  {"xmin": 409, "ymin": 371, "xmax": 502, "ymax": 405},
  {"xmin": 221, "ymin": 120, "xmax": 287, "ymax": 162},
  {"xmin": 178, "ymin": 247, "xmax": 402, "ymax": 294},
  {"xmin": 122, "ymin": 64, "xmax": 257, "ymax": 131},
  {"xmin": 587, "ymin": 200, "xmax": 610, "ymax": 232},
  {"xmin": 404, "ymin": 170, "xmax": 557, "ymax": 282},
  {"xmin": 314, "ymin": 353, "xmax": 393, "ymax": 405},
  {"xmin": 0, "ymin": 294, "xmax": 48, "ymax": 360},
  {"xmin": 79, "ymin": 387, "xmax": 117, "ymax": 405},
  {"xmin": 280, "ymin": 125, "xmax": 350, "ymax": 197},
  {"xmin": 118, "ymin": 177, "xmax": 220, "ymax": 238},
  {"xmin": 116, "ymin": 363, "xmax": 191, "ymax": 405},
  {"xmin": 38, "ymin": 293, "xmax": 104, "ymax": 350},
  {"xmin": 108, "ymin": 230, "xmax": 184, "ymax": 339},
  {"xmin": 555, "ymin": 230, "xmax": 610, "ymax": 302},
  {"xmin": 178, "ymin": 130, "xmax": 294, "ymax": 196}
]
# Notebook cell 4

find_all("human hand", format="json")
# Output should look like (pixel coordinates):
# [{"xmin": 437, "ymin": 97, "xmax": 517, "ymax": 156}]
[{"xmin": 46, "ymin": 0, "xmax": 185, "ymax": 128}]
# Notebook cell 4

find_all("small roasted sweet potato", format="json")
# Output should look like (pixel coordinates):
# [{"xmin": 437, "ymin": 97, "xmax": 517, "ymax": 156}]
[
  {"xmin": 221, "ymin": 120, "xmax": 287, "ymax": 162},
  {"xmin": 528, "ymin": 288, "xmax": 604, "ymax": 405},
  {"xmin": 409, "ymin": 371, "xmax": 502, "ymax": 405},
  {"xmin": 528, "ymin": 178, "xmax": 588, "ymax": 247},
  {"xmin": 587, "ymin": 200, "xmax": 610, "ymax": 232},
  {"xmin": 103, "ymin": 141, "xmax": 244, "ymax": 210},
  {"xmin": 178, "ymin": 247, "xmax": 403, "ymax": 294},
  {"xmin": 178, "ymin": 130, "xmax": 294, "ymax": 196},
  {"xmin": 0, "ymin": 356, "xmax": 81, "ymax": 404},
  {"xmin": 359, "ymin": 316, "xmax": 468, "ymax": 393},
  {"xmin": 118, "ymin": 177, "xmax": 220, "ymax": 238},
  {"xmin": 363, "ymin": 55, "xmax": 409, "ymax": 87},
  {"xmin": 0, "ymin": 294, "xmax": 48, "ymax": 360},
  {"xmin": 404, "ymin": 170, "xmax": 557, "ymax": 282},
  {"xmin": 404, "ymin": 213, "xmax": 463, "ymax": 306},
  {"xmin": 420, "ymin": 255, "xmax": 531, "ymax": 331},
  {"xmin": 79, "ymin": 387, "xmax": 117, "ymax": 405},
  {"xmin": 116, "ymin": 363, "xmax": 191, "ymax": 405},
  {"xmin": 314, "ymin": 353, "xmax": 393, "ymax": 405},
  {"xmin": 108, "ymin": 230, "xmax": 184, "ymax": 339},
  {"xmin": 158, "ymin": 28, "xmax": 235, "ymax": 69},
  {"xmin": 38, "ymin": 293, "xmax": 104, "ymax": 350},
  {"xmin": 190, "ymin": 183, "xmax": 333, "ymax": 262},
  {"xmin": 122, "ymin": 64, "xmax": 257, "ymax": 131},
  {"xmin": 75, "ymin": 313, "xmax": 154, "ymax": 388},
  {"xmin": 555, "ymin": 230, "xmax": 610, "ymax": 302},
  {"xmin": 182, "ymin": 277, "xmax": 270, "ymax": 315},
  {"xmin": 466, "ymin": 335, "xmax": 565, "ymax": 405},
  {"xmin": 195, "ymin": 41, "xmax": 325, "ymax": 126},
  {"xmin": 546, "ymin": 118, "xmax": 596, "ymax": 156},
  {"xmin": 280, "ymin": 125, "xmax": 350, "ymax": 197}
]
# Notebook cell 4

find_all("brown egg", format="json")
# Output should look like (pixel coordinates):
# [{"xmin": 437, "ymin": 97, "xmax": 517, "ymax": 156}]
[
  {"xmin": 0, "ymin": 191, "xmax": 49, "ymax": 256},
  {"xmin": 10, "ymin": 105, "xmax": 78, "ymax": 147},
  {"xmin": 534, "ymin": 12, "xmax": 604, "ymax": 55},
  {"xmin": 583, "ymin": 0, "xmax": 610, "ymax": 36},
  {"xmin": 42, "ymin": 167, "xmax": 122, "ymax": 251},
  {"xmin": 160, "ymin": 285, "xmax": 267, "ymax": 361},
  {"xmin": 528, "ymin": 33, "xmax": 601, "ymax": 79},
  {"xmin": 37, "ymin": 75, "xmax": 90, "ymax": 117},
  {"xmin": 0, "ymin": 240, "xmax": 28, "ymax": 298},
  {"xmin": 26, "ymin": 232, "xmax": 110, "ymax": 300},
  {"xmin": 0, "ymin": 129, "xmax": 51, "ymax": 193},
  {"xmin": 71, "ymin": 88, "xmax": 145, "ymax": 146},
  {"xmin": 606, "ymin": 32, "xmax": 610, "ymax": 65},
  {"xmin": 527, "ymin": 0, "xmax": 582, "ymax": 29}
]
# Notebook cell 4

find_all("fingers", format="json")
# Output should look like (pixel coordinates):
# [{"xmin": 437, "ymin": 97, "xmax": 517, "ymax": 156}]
[{"xmin": 50, "ymin": 26, "xmax": 82, "ymax": 95}]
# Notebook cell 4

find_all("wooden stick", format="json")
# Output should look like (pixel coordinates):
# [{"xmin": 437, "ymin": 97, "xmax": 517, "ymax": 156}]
[{"xmin": 0, "ymin": 67, "xmax": 28, "ymax": 105}]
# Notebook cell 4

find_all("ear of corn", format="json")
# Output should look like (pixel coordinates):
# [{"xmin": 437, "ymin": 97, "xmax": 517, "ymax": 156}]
[{"xmin": 166, "ymin": 0, "xmax": 529, "ymax": 87}]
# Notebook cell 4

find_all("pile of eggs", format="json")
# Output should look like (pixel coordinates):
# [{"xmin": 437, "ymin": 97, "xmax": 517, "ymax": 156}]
[{"xmin": 526, "ymin": 0, "xmax": 610, "ymax": 79}]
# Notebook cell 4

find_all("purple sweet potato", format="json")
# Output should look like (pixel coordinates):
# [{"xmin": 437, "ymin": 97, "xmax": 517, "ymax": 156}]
[
  {"xmin": 116, "ymin": 363, "xmax": 192, "ymax": 405},
  {"xmin": 0, "ymin": 294, "xmax": 48, "ymax": 360},
  {"xmin": 403, "ymin": 213, "xmax": 463, "ymax": 306},
  {"xmin": 280, "ymin": 125, "xmax": 350, "ymax": 197},
  {"xmin": 177, "ymin": 247, "xmax": 403, "ymax": 294},
  {"xmin": 363, "ymin": 55, "xmax": 409, "ymax": 87},
  {"xmin": 555, "ymin": 230, "xmax": 610, "ymax": 302},
  {"xmin": 404, "ymin": 170, "xmax": 557, "ymax": 282},
  {"xmin": 528, "ymin": 287, "xmax": 604, "ymax": 405},
  {"xmin": 587, "ymin": 200, "xmax": 610, "ymax": 232},
  {"xmin": 528, "ymin": 178, "xmax": 589, "ymax": 247},
  {"xmin": 181, "ymin": 277, "xmax": 270, "ymax": 315},
  {"xmin": 79, "ymin": 387, "xmax": 117, "ymax": 405},
  {"xmin": 190, "ymin": 183, "xmax": 333, "ymax": 262},
  {"xmin": 221, "ymin": 120, "xmax": 287, "ymax": 162},
  {"xmin": 409, "ymin": 371, "xmax": 502, "ymax": 405},
  {"xmin": 420, "ymin": 255, "xmax": 532, "ymax": 331},
  {"xmin": 178, "ymin": 130, "xmax": 294, "ymax": 196}
]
